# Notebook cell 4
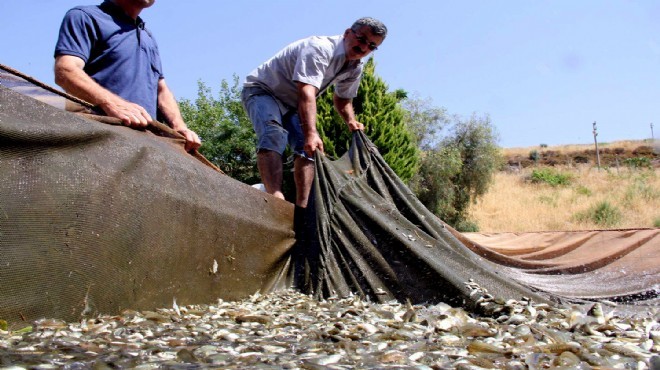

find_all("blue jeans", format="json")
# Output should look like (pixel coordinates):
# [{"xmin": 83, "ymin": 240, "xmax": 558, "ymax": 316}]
[{"xmin": 242, "ymin": 87, "xmax": 309, "ymax": 159}]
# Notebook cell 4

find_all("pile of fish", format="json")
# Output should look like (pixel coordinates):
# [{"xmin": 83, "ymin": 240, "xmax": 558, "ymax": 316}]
[{"xmin": 1, "ymin": 282, "xmax": 658, "ymax": 369}]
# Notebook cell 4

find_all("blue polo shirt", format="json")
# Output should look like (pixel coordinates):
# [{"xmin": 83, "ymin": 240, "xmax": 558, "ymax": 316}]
[{"xmin": 54, "ymin": 1, "xmax": 163, "ymax": 118}]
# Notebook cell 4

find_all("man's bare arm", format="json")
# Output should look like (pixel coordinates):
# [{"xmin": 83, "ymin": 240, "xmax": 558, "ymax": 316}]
[
  {"xmin": 54, "ymin": 54, "xmax": 150, "ymax": 128},
  {"xmin": 297, "ymin": 82, "xmax": 324, "ymax": 157},
  {"xmin": 333, "ymin": 94, "xmax": 364, "ymax": 131},
  {"xmin": 157, "ymin": 79, "xmax": 201, "ymax": 151}
]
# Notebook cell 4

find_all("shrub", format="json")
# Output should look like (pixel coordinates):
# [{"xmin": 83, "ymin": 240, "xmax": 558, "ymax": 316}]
[
  {"xmin": 632, "ymin": 146, "xmax": 654, "ymax": 155},
  {"xmin": 529, "ymin": 150, "xmax": 540, "ymax": 162},
  {"xmin": 455, "ymin": 219, "xmax": 479, "ymax": 232},
  {"xmin": 623, "ymin": 157, "xmax": 652, "ymax": 169},
  {"xmin": 654, "ymin": 217, "xmax": 660, "ymax": 228},
  {"xmin": 409, "ymin": 146, "xmax": 462, "ymax": 221},
  {"xmin": 573, "ymin": 155, "xmax": 589, "ymax": 164},
  {"xmin": 591, "ymin": 202, "xmax": 622, "ymax": 226},
  {"xmin": 538, "ymin": 194, "xmax": 558, "ymax": 207},
  {"xmin": 624, "ymin": 176, "xmax": 659, "ymax": 203},
  {"xmin": 410, "ymin": 113, "xmax": 500, "ymax": 229},
  {"xmin": 575, "ymin": 185, "xmax": 592, "ymax": 196},
  {"xmin": 540, "ymin": 143, "xmax": 548, "ymax": 148},
  {"xmin": 573, "ymin": 201, "xmax": 622, "ymax": 227},
  {"xmin": 529, "ymin": 168, "xmax": 572, "ymax": 186}
]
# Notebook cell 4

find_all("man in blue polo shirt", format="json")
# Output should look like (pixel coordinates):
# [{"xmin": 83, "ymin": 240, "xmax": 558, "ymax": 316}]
[{"xmin": 54, "ymin": 0, "xmax": 200, "ymax": 151}]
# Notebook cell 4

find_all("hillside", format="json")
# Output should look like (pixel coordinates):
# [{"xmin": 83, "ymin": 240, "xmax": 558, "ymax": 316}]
[
  {"xmin": 467, "ymin": 139, "xmax": 660, "ymax": 232},
  {"xmin": 502, "ymin": 139, "xmax": 659, "ymax": 169}
]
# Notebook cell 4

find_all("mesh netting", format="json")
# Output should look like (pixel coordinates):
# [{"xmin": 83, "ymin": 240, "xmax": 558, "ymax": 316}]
[
  {"xmin": 293, "ymin": 131, "xmax": 659, "ymax": 312},
  {"xmin": 1, "ymin": 67, "xmax": 657, "ymax": 329},
  {"xmin": 0, "ymin": 81, "xmax": 294, "ymax": 328}
]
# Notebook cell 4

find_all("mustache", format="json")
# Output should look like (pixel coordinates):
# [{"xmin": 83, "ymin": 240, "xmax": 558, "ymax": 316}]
[{"xmin": 352, "ymin": 46, "xmax": 365, "ymax": 54}]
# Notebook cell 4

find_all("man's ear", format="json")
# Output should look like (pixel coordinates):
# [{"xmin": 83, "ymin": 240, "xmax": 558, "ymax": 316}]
[{"xmin": 344, "ymin": 28, "xmax": 351, "ymax": 37}]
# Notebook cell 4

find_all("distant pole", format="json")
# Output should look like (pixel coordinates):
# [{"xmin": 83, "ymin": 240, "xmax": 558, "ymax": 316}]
[
  {"xmin": 652, "ymin": 122, "xmax": 655, "ymax": 141},
  {"xmin": 592, "ymin": 121, "xmax": 601, "ymax": 169}
]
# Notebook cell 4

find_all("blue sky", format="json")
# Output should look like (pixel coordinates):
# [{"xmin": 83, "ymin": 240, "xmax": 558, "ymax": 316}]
[{"xmin": 2, "ymin": 0, "xmax": 659, "ymax": 148}]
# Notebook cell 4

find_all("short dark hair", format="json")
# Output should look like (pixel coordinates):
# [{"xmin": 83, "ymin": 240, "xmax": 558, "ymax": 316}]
[{"xmin": 351, "ymin": 17, "xmax": 387, "ymax": 39}]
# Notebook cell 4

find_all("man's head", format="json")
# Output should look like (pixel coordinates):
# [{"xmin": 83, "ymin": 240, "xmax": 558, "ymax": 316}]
[{"xmin": 344, "ymin": 17, "xmax": 387, "ymax": 61}]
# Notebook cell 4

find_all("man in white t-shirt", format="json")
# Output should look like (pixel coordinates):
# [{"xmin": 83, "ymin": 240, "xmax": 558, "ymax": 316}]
[{"xmin": 242, "ymin": 17, "xmax": 387, "ymax": 208}]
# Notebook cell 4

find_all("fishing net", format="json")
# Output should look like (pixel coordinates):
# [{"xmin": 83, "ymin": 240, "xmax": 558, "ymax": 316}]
[
  {"xmin": 293, "ymin": 131, "xmax": 659, "ymax": 311},
  {"xmin": 0, "ymin": 76, "xmax": 294, "ymax": 327},
  {"xmin": 1, "ymin": 66, "xmax": 657, "ymax": 328}
]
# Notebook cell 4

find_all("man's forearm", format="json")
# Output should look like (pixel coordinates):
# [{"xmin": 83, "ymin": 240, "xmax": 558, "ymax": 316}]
[
  {"xmin": 157, "ymin": 80, "xmax": 186, "ymax": 130},
  {"xmin": 333, "ymin": 95, "xmax": 356, "ymax": 123},
  {"xmin": 296, "ymin": 82, "xmax": 324, "ymax": 156},
  {"xmin": 156, "ymin": 79, "xmax": 201, "ymax": 151},
  {"xmin": 297, "ymin": 83, "xmax": 320, "ymax": 136},
  {"xmin": 333, "ymin": 95, "xmax": 363, "ymax": 131},
  {"xmin": 298, "ymin": 94, "xmax": 318, "ymax": 136}
]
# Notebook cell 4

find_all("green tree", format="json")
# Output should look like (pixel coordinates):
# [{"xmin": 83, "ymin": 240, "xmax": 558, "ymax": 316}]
[
  {"xmin": 407, "ymin": 99, "xmax": 500, "ymax": 231},
  {"xmin": 409, "ymin": 146, "xmax": 463, "ymax": 219},
  {"xmin": 316, "ymin": 58, "xmax": 420, "ymax": 182},
  {"xmin": 179, "ymin": 77, "xmax": 259, "ymax": 184},
  {"xmin": 441, "ymin": 113, "xmax": 501, "ymax": 228},
  {"xmin": 401, "ymin": 93, "xmax": 450, "ymax": 150}
]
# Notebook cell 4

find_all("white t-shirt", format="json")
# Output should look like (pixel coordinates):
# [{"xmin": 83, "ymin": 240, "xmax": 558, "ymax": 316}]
[{"xmin": 244, "ymin": 35, "xmax": 363, "ymax": 110}]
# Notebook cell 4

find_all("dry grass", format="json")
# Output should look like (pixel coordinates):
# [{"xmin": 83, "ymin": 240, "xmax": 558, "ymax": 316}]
[
  {"xmin": 502, "ymin": 139, "xmax": 655, "ymax": 158},
  {"xmin": 467, "ymin": 166, "xmax": 660, "ymax": 232}
]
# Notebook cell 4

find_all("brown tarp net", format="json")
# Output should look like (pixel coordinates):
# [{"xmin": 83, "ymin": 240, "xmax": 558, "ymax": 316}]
[
  {"xmin": 1, "ymin": 68, "xmax": 657, "ymax": 328},
  {"xmin": 0, "ymin": 81, "xmax": 294, "ymax": 328},
  {"xmin": 460, "ymin": 230, "xmax": 659, "ymax": 303}
]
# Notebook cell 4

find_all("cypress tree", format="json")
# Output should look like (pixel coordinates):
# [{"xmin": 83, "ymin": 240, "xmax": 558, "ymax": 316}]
[{"xmin": 316, "ymin": 58, "xmax": 420, "ymax": 182}]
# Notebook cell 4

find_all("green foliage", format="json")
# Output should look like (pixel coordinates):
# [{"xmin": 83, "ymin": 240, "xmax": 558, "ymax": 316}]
[
  {"xmin": 529, "ymin": 168, "xmax": 572, "ymax": 186},
  {"xmin": 409, "ymin": 146, "xmax": 462, "ymax": 219},
  {"xmin": 12, "ymin": 325, "xmax": 33, "ymax": 334},
  {"xmin": 538, "ymin": 193, "xmax": 559, "ymax": 207},
  {"xmin": 410, "ymin": 113, "xmax": 500, "ymax": 227},
  {"xmin": 591, "ymin": 201, "xmax": 623, "ymax": 226},
  {"xmin": 454, "ymin": 219, "xmax": 479, "ymax": 232},
  {"xmin": 573, "ymin": 201, "xmax": 622, "ymax": 227},
  {"xmin": 624, "ymin": 175, "xmax": 659, "ymax": 204},
  {"xmin": 316, "ymin": 58, "xmax": 420, "ymax": 182},
  {"xmin": 654, "ymin": 217, "xmax": 660, "ymax": 228},
  {"xmin": 623, "ymin": 156, "xmax": 652, "ymax": 169},
  {"xmin": 529, "ymin": 150, "xmax": 540, "ymax": 162},
  {"xmin": 539, "ymin": 143, "xmax": 548, "ymax": 148},
  {"xmin": 179, "ymin": 77, "xmax": 259, "ymax": 184},
  {"xmin": 441, "ymin": 114, "xmax": 501, "ymax": 226},
  {"xmin": 575, "ymin": 185, "xmax": 592, "ymax": 196},
  {"xmin": 400, "ymin": 93, "xmax": 450, "ymax": 150},
  {"xmin": 392, "ymin": 88, "xmax": 408, "ymax": 101}
]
